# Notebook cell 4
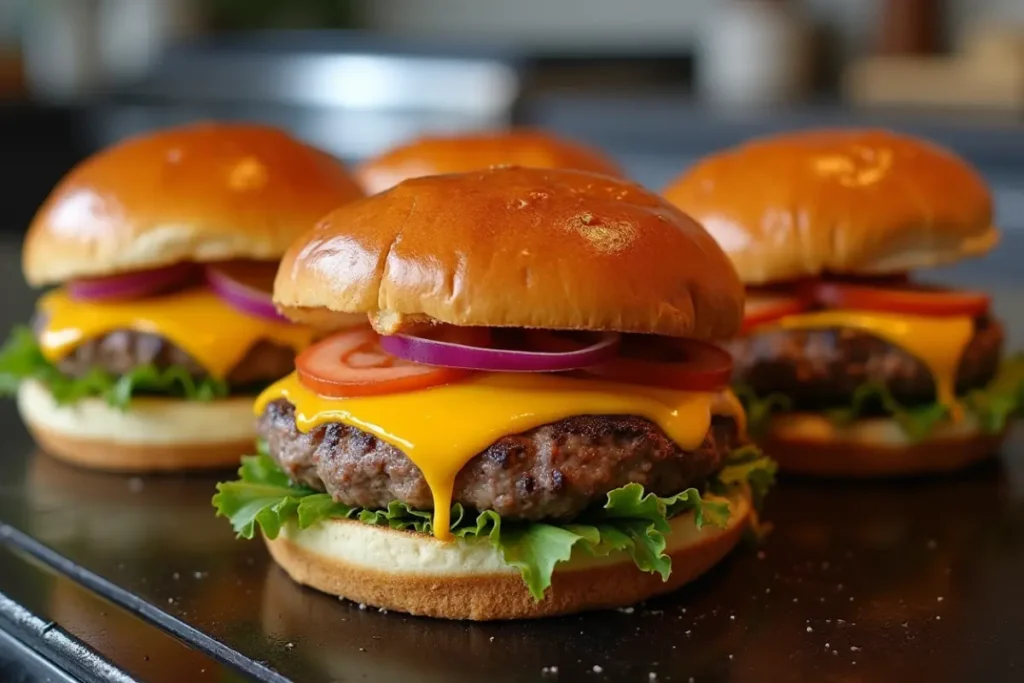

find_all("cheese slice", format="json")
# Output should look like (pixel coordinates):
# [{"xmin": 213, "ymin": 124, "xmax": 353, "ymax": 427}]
[
  {"xmin": 255, "ymin": 372, "xmax": 745, "ymax": 540},
  {"xmin": 771, "ymin": 310, "xmax": 975, "ymax": 417},
  {"xmin": 37, "ymin": 288, "xmax": 314, "ymax": 380}
]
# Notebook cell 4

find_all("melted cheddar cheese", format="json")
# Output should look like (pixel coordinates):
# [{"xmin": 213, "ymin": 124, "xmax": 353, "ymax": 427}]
[
  {"xmin": 771, "ymin": 311, "xmax": 975, "ymax": 417},
  {"xmin": 37, "ymin": 288, "xmax": 314, "ymax": 380},
  {"xmin": 255, "ymin": 372, "xmax": 745, "ymax": 540}
]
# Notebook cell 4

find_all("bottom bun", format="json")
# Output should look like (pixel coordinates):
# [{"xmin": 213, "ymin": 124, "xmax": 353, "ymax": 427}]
[
  {"xmin": 264, "ymin": 489, "xmax": 751, "ymax": 621},
  {"xmin": 759, "ymin": 412, "xmax": 1006, "ymax": 477},
  {"xmin": 18, "ymin": 379, "xmax": 256, "ymax": 472}
]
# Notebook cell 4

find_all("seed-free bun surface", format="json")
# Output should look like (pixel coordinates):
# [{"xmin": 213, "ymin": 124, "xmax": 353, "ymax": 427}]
[
  {"xmin": 663, "ymin": 129, "xmax": 997, "ymax": 284},
  {"xmin": 276, "ymin": 166, "xmax": 744, "ymax": 339},
  {"xmin": 757, "ymin": 412, "xmax": 1004, "ymax": 477},
  {"xmin": 264, "ymin": 488, "xmax": 750, "ymax": 621},
  {"xmin": 18, "ymin": 379, "xmax": 255, "ymax": 472},
  {"xmin": 356, "ymin": 129, "xmax": 624, "ymax": 194},
  {"xmin": 25, "ymin": 123, "xmax": 364, "ymax": 285}
]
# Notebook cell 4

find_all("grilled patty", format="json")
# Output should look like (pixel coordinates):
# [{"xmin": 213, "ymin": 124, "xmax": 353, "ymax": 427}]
[
  {"xmin": 727, "ymin": 316, "xmax": 1003, "ymax": 410},
  {"xmin": 32, "ymin": 320, "xmax": 295, "ymax": 389},
  {"xmin": 258, "ymin": 399, "xmax": 741, "ymax": 521}
]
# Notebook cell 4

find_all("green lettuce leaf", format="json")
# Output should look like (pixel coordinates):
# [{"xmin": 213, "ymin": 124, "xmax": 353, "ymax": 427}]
[
  {"xmin": 825, "ymin": 383, "xmax": 949, "ymax": 441},
  {"xmin": 212, "ymin": 448, "xmax": 775, "ymax": 600},
  {"xmin": 735, "ymin": 353, "xmax": 1024, "ymax": 441},
  {"xmin": 733, "ymin": 384, "xmax": 792, "ymax": 438},
  {"xmin": 0, "ymin": 325, "xmax": 228, "ymax": 409},
  {"xmin": 713, "ymin": 445, "xmax": 778, "ymax": 510}
]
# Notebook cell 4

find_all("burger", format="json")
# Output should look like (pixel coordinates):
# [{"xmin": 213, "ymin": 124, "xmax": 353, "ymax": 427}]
[
  {"xmin": 663, "ymin": 129, "xmax": 1023, "ymax": 477},
  {"xmin": 355, "ymin": 128, "xmax": 624, "ymax": 194},
  {"xmin": 0, "ymin": 123, "xmax": 364, "ymax": 471},
  {"xmin": 213, "ymin": 166, "xmax": 775, "ymax": 620}
]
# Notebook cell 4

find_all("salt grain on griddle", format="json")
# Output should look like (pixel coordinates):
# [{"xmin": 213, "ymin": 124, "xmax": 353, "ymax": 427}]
[{"xmin": 592, "ymin": 665, "xmax": 603, "ymax": 673}]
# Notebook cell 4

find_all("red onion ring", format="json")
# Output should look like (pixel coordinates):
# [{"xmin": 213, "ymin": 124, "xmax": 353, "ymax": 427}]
[
  {"xmin": 67, "ymin": 263, "xmax": 199, "ymax": 301},
  {"xmin": 205, "ymin": 263, "xmax": 288, "ymax": 321},
  {"xmin": 380, "ymin": 330, "xmax": 620, "ymax": 372}
]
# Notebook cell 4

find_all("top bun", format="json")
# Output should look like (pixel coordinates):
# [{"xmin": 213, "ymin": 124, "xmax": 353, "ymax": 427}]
[
  {"xmin": 24, "ymin": 123, "xmax": 364, "ymax": 285},
  {"xmin": 662, "ymin": 129, "xmax": 997, "ymax": 284},
  {"xmin": 356, "ymin": 129, "xmax": 624, "ymax": 195},
  {"xmin": 276, "ymin": 166, "xmax": 743, "ymax": 339}
]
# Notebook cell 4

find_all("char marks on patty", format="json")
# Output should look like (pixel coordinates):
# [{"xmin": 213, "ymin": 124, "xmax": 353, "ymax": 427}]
[
  {"xmin": 727, "ymin": 316, "xmax": 1003, "ymax": 410},
  {"xmin": 32, "ymin": 317, "xmax": 295, "ymax": 390},
  {"xmin": 258, "ymin": 399, "xmax": 741, "ymax": 521}
]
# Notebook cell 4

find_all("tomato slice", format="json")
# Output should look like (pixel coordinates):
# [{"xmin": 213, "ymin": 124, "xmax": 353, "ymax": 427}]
[
  {"xmin": 742, "ymin": 294, "xmax": 810, "ymax": 333},
  {"xmin": 296, "ymin": 328, "xmax": 471, "ymax": 398},
  {"xmin": 584, "ymin": 336, "xmax": 733, "ymax": 391},
  {"xmin": 813, "ymin": 281, "xmax": 990, "ymax": 317}
]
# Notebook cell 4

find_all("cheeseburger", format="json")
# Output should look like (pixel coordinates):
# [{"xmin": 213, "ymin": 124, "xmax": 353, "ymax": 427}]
[
  {"xmin": 214, "ymin": 167, "xmax": 775, "ymax": 620},
  {"xmin": 356, "ymin": 128, "xmax": 624, "ymax": 194},
  {"xmin": 0, "ymin": 123, "xmax": 364, "ymax": 471},
  {"xmin": 664, "ymin": 129, "xmax": 1022, "ymax": 477}
]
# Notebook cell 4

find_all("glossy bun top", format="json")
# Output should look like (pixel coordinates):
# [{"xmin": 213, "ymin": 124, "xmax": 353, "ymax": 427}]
[
  {"xmin": 276, "ymin": 166, "xmax": 744, "ymax": 339},
  {"xmin": 663, "ymin": 129, "xmax": 997, "ymax": 284},
  {"xmin": 356, "ymin": 128, "xmax": 625, "ymax": 194},
  {"xmin": 24, "ymin": 122, "xmax": 364, "ymax": 285}
]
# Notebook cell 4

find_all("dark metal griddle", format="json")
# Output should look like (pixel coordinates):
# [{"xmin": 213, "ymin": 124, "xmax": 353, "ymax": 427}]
[{"xmin": 0, "ymin": 242, "xmax": 1022, "ymax": 683}]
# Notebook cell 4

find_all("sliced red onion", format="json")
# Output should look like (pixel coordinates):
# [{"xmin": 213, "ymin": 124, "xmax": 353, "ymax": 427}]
[
  {"xmin": 380, "ymin": 330, "xmax": 620, "ymax": 372},
  {"xmin": 67, "ymin": 263, "xmax": 199, "ymax": 301},
  {"xmin": 206, "ymin": 263, "xmax": 288, "ymax": 322}
]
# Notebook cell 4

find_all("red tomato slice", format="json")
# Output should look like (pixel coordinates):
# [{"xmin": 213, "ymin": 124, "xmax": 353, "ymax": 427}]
[
  {"xmin": 813, "ymin": 281, "xmax": 990, "ymax": 317},
  {"xmin": 742, "ymin": 294, "xmax": 810, "ymax": 333},
  {"xmin": 584, "ymin": 336, "xmax": 733, "ymax": 391},
  {"xmin": 296, "ymin": 328, "xmax": 471, "ymax": 398}
]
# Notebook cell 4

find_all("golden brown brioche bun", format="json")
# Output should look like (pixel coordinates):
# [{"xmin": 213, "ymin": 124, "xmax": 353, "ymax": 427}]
[
  {"xmin": 663, "ymin": 129, "xmax": 997, "ymax": 285},
  {"xmin": 17, "ymin": 379, "xmax": 254, "ymax": 472},
  {"xmin": 275, "ymin": 166, "xmax": 744, "ymax": 338},
  {"xmin": 264, "ymin": 488, "xmax": 750, "ymax": 621},
  {"xmin": 757, "ymin": 412, "xmax": 1005, "ymax": 477},
  {"xmin": 24, "ymin": 122, "xmax": 364, "ymax": 285},
  {"xmin": 356, "ymin": 128, "xmax": 624, "ymax": 194}
]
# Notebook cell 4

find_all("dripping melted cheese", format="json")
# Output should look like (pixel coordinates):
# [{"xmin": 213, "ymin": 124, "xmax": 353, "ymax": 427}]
[
  {"xmin": 255, "ymin": 372, "xmax": 745, "ymax": 540},
  {"xmin": 770, "ymin": 311, "xmax": 975, "ymax": 417},
  {"xmin": 37, "ymin": 288, "xmax": 314, "ymax": 380}
]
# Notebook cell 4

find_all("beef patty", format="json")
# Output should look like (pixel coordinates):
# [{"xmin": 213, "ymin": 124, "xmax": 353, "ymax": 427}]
[
  {"xmin": 33, "ymin": 319, "xmax": 295, "ymax": 389},
  {"xmin": 258, "ymin": 399, "xmax": 741, "ymax": 521},
  {"xmin": 727, "ymin": 316, "xmax": 1003, "ymax": 410}
]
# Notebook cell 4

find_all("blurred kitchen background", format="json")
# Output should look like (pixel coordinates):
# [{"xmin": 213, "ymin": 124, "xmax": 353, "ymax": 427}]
[{"xmin": 1, "ymin": 0, "xmax": 1023, "ymax": 341}]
